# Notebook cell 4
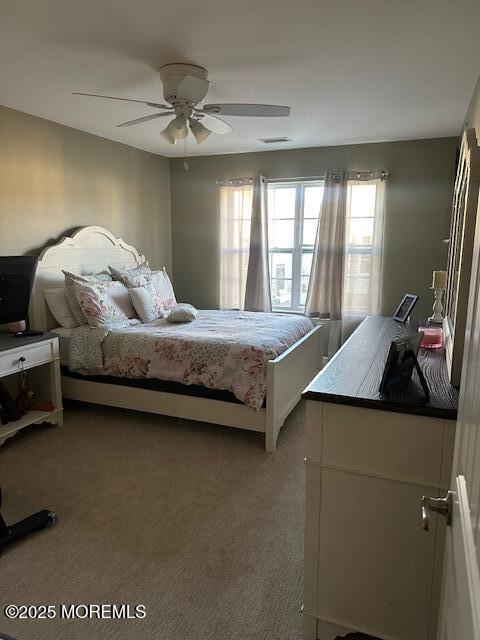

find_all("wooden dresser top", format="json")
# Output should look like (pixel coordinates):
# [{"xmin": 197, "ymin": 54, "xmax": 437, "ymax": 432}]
[
  {"xmin": 303, "ymin": 316, "xmax": 459, "ymax": 420},
  {"xmin": 0, "ymin": 332, "xmax": 57, "ymax": 354}
]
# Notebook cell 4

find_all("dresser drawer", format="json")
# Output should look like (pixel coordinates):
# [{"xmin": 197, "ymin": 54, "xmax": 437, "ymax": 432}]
[{"xmin": 0, "ymin": 341, "xmax": 56, "ymax": 376}]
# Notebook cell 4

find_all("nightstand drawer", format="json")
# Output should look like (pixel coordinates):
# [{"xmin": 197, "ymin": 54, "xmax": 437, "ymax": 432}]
[{"xmin": 0, "ymin": 341, "xmax": 55, "ymax": 376}]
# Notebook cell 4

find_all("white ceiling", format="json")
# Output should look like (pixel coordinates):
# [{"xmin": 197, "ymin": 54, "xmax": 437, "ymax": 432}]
[{"xmin": 1, "ymin": 0, "xmax": 479, "ymax": 157}]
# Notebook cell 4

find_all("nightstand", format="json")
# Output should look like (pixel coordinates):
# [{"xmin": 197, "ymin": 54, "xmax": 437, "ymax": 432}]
[{"xmin": 0, "ymin": 333, "xmax": 63, "ymax": 446}]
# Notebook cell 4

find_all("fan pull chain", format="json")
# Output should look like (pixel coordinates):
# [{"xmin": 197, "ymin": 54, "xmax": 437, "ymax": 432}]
[{"xmin": 183, "ymin": 137, "xmax": 189, "ymax": 171}]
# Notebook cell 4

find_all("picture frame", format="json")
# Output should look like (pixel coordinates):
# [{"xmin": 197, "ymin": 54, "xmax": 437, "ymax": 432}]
[
  {"xmin": 393, "ymin": 294, "xmax": 418, "ymax": 323},
  {"xmin": 379, "ymin": 332, "xmax": 429, "ymax": 400}
]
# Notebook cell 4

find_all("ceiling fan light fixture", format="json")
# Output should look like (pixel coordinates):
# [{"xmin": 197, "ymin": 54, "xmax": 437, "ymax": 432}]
[
  {"xmin": 165, "ymin": 117, "xmax": 188, "ymax": 140},
  {"xmin": 190, "ymin": 119, "xmax": 212, "ymax": 144},
  {"xmin": 160, "ymin": 128, "xmax": 177, "ymax": 145}
]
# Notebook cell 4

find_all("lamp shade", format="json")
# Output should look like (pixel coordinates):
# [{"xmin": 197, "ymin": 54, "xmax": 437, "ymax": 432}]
[
  {"xmin": 160, "ymin": 128, "xmax": 177, "ymax": 145},
  {"xmin": 190, "ymin": 119, "xmax": 212, "ymax": 144},
  {"xmin": 165, "ymin": 116, "xmax": 188, "ymax": 140}
]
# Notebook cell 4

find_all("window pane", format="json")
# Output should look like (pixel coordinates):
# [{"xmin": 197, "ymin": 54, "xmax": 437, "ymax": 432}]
[
  {"xmin": 268, "ymin": 187, "xmax": 296, "ymax": 219},
  {"xmin": 301, "ymin": 251, "xmax": 313, "ymax": 276},
  {"xmin": 304, "ymin": 186, "xmax": 324, "ymax": 218},
  {"xmin": 347, "ymin": 218, "xmax": 374, "ymax": 245},
  {"xmin": 300, "ymin": 275, "xmax": 310, "ymax": 306},
  {"xmin": 343, "ymin": 276, "xmax": 371, "ymax": 314},
  {"xmin": 269, "ymin": 219, "xmax": 295, "ymax": 249},
  {"xmin": 345, "ymin": 253, "xmax": 372, "ymax": 278},
  {"xmin": 271, "ymin": 279, "xmax": 292, "ymax": 308},
  {"xmin": 303, "ymin": 219, "xmax": 318, "ymax": 246},
  {"xmin": 349, "ymin": 184, "xmax": 376, "ymax": 217},
  {"xmin": 271, "ymin": 252, "xmax": 292, "ymax": 279}
]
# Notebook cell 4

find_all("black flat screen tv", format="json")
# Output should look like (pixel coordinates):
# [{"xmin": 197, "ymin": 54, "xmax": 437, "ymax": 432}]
[{"xmin": 0, "ymin": 256, "xmax": 38, "ymax": 324}]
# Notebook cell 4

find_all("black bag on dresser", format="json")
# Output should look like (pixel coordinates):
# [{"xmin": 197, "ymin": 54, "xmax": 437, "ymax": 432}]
[{"xmin": 0, "ymin": 382, "xmax": 21, "ymax": 424}]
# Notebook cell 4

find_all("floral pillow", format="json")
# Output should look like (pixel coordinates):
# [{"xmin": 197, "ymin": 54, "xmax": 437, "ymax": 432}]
[
  {"xmin": 109, "ymin": 262, "xmax": 151, "ymax": 288},
  {"xmin": 166, "ymin": 303, "xmax": 198, "ymax": 323},
  {"xmin": 129, "ymin": 283, "xmax": 164, "ymax": 324},
  {"xmin": 74, "ymin": 280, "xmax": 138, "ymax": 327},
  {"xmin": 63, "ymin": 270, "xmax": 112, "ymax": 324},
  {"xmin": 148, "ymin": 269, "xmax": 177, "ymax": 311}
]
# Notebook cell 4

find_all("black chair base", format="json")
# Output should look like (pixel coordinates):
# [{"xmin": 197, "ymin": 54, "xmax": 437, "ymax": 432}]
[{"xmin": 0, "ymin": 486, "xmax": 56, "ymax": 553}]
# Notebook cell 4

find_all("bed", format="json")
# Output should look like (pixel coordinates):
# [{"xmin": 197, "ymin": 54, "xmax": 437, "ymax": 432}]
[{"xmin": 30, "ymin": 226, "xmax": 322, "ymax": 451}]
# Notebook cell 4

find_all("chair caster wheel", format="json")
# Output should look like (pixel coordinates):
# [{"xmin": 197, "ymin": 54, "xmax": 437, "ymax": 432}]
[{"xmin": 46, "ymin": 511, "xmax": 57, "ymax": 526}]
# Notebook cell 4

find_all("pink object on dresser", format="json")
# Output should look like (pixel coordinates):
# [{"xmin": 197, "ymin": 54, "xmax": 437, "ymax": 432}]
[{"xmin": 419, "ymin": 326, "xmax": 443, "ymax": 349}]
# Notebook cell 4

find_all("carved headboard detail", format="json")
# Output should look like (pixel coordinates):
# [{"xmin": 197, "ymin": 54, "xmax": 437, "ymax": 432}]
[{"xmin": 30, "ymin": 226, "xmax": 145, "ymax": 331}]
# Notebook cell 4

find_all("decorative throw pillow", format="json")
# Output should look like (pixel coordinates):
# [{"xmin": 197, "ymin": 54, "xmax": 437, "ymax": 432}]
[
  {"xmin": 129, "ymin": 283, "xmax": 165, "ymax": 324},
  {"xmin": 44, "ymin": 288, "xmax": 79, "ymax": 329},
  {"xmin": 63, "ymin": 270, "xmax": 112, "ymax": 324},
  {"xmin": 109, "ymin": 262, "xmax": 151, "ymax": 288},
  {"xmin": 74, "ymin": 280, "xmax": 137, "ymax": 327},
  {"xmin": 166, "ymin": 303, "xmax": 198, "ymax": 323},
  {"xmin": 148, "ymin": 269, "xmax": 177, "ymax": 311}
]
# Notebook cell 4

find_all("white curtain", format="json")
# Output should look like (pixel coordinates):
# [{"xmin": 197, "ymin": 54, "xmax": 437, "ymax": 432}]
[
  {"xmin": 245, "ymin": 176, "xmax": 271, "ymax": 312},
  {"xmin": 305, "ymin": 171, "xmax": 348, "ymax": 320},
  {"xmin": 306, "ymin": 172, "xmax": 386, "ymax": 355},
  {"xmin": 219, "ymin": 180, "xmax": 253, "ymax": 309}
]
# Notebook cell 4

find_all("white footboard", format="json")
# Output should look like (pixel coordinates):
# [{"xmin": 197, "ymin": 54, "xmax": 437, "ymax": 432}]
[{"xmin": 265, "ymin": 325, "xmax": 322, "ymax": 452}]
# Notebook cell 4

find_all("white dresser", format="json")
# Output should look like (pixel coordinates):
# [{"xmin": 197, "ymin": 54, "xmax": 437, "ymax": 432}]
[
  {"xmin": 0, "ymin": 333, "xmax": 63, "ymax": 445},
  {"xmin": 302, "ymin": 317, "xmax": 458, "ymax": 640}
]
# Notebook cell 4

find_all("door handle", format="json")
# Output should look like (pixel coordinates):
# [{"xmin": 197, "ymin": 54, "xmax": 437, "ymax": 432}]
[{"xmin": 421, "ymin": 491, "xmax": 453, "ymax": 531}]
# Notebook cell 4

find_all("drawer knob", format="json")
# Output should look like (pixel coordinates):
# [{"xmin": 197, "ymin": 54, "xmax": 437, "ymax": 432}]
[{"xmin": 19, "ymin": 356, "xmax": 26, "ymax": 363}]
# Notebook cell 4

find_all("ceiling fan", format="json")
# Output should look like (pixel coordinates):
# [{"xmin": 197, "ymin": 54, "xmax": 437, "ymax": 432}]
[{"xmin": 73, "ymin": 63, "xmax": 291, "ymax": 145}]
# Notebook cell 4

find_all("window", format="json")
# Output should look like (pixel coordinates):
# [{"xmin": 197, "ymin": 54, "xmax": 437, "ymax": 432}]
[
  {"xmin": 343, "ymin": 181, "xmax": 384, "ymax": 316},
  {"xmin": 267, "ymin": 180, "xmax": 324, "ymax": 311},
  {"xmin": 267, "ymin": 177, "xmax": 384, "ymax": 315}
]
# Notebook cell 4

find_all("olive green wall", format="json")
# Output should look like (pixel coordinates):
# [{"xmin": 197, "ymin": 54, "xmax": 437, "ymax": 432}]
[
  {"xmin": 0, "ymin": 105, "xmax": 172, "ymax": 271},
  {"xmin": 170, "ymin": 138, "xmax": 457, "ymax": 318},
  {"xmin": 0, "ymin": 102, "xmax": 458, "ymax": 322}
]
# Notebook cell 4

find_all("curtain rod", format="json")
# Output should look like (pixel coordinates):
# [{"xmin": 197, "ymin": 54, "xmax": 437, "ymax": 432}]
[
  {"xmin": 268, "ymin": 170, "xmax": 390, "ymax": 182},
  {"xmin": 216, "ymin": 176, "xmax": 267, "ymax": 186},
  {"xmin": 217, "ymin": 171, "xmax": 390, "ymax": 186}
]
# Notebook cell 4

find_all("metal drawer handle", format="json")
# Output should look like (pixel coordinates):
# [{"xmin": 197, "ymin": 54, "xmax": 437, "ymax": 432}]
[{"xmin": 421, "ymin": 491, "xmax": 453, "ymax": 531}]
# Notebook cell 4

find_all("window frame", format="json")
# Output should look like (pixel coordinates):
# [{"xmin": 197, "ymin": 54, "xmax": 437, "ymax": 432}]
[{"xmin": 267, "ymin": 179, "xmax": 323, "ymax": 312}]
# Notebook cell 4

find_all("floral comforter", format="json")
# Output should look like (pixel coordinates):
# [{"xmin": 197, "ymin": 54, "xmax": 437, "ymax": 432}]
[{"xmin": 69, "ymin": 310, "xmax": 314, "ymax": 410}]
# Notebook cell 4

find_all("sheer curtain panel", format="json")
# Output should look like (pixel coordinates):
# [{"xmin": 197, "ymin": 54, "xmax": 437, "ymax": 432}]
[
  {"xmin": 305, "ymin": 171, "xmax": 348, "ymax": 320},
  {"xmin": 219, "ymin": 180, "xmax": 253, "ymax": 309},
  {"xmin": 245, "ymin": 176, "xmax": 271, "ymax": 312},
  {"xmin": 305, "ymin": 171, "xmax": 386, "ymax": 356}
]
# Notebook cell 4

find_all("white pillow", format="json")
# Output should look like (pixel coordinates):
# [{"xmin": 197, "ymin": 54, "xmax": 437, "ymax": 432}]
[
  {"xmin": 129, "ymin": 283, "xmax": 165, "ymax": 324},
  {"xmin": 166, "ymin": 303, "xmax": 198, "ymax": 323},
  {"xmin": 44, "ymin": 288, "xmax": 79, "ymax": 329}
]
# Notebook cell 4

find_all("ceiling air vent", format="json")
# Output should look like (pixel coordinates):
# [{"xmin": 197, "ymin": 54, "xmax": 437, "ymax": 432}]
[{"xmin": 259, "ymin": 137, "xmax": 291, "ymax": 144}]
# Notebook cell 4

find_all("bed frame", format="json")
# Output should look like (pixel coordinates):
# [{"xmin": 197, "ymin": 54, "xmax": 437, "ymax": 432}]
[{"xmin": 30, "ymin": 226, "xmax": 322, "ymax": 451}]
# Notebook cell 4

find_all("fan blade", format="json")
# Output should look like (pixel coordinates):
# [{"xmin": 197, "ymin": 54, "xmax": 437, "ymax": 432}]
[
  {"xmin": 117, "ymin": 112, "xmax": 173, "ymax": 128},
  {"xmin": 197, "ymin": 113, "xmax": 232, "ymax": 135},
  {"xmin": 201, "ymin": 103, "xmax": 290, "ymax": 117},
  {"xmin": 73, "ymin": 92, "xmax": 169, "ymax": 109}
]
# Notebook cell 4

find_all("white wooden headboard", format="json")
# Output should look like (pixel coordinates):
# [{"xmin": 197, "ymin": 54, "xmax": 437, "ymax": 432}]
[{"xmin": 30, "ymin": 226, "xmax": 145, "ymax": 331}]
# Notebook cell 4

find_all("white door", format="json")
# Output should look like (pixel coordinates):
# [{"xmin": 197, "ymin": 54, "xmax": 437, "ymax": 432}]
[{"xmin": 432, "ymin": 197, "xmax": 480, "ymax": 638}]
